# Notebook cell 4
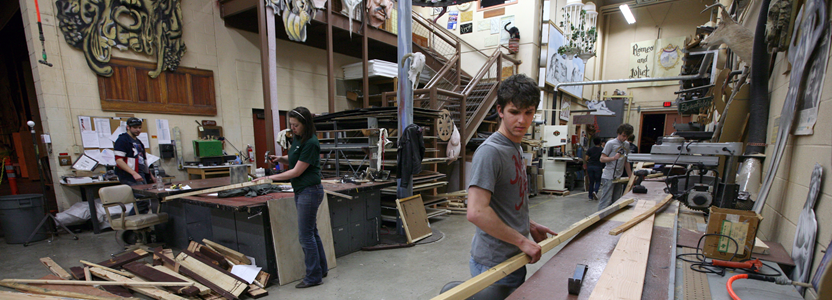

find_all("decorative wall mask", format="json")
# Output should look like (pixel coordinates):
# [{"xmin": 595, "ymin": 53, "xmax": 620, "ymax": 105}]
[
  {"xmin": 766, "ymin": 0, "xmax": 796, "ymax": 52},
  {"xmin": 267, "ymin": 0, "xmax": 317, "ymax": 42},
  {"xmin": 55, "ymin": 0, "xmax": 187, "ymax": 78},
  {"xmin": 342, "ymin": 0, "xmax": 362, "ymax": 36},
  {"xmin": 366, "ymin": 0, "xmax": 394, "ymax": 28}
]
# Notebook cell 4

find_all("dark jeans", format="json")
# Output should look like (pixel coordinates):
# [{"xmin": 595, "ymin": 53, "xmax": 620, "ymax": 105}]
[
  {"xmin": 587, "ymin": 166, "xmax": 603, "ymax": 199},
  {"xmin": 116, "ymin": 172, "xmax": 151, "ymax": 214},
  {"xmin": 295, "ymin": 184, "xmax": 328, "ymax": 284}
]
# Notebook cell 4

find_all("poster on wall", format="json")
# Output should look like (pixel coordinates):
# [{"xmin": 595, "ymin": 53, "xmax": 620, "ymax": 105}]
[
  {"xmin": 490, "ymin": 18, "xmax": 500, "ymax": 35},
  {"xmin": 447, "ymin": 11, "xmax": 459, "ymax": 30},
  {"xmin": 560, "ymin": 98, "xmax": 571, "ymax": 121},
  {"xmin": 460, "ymin": 23, "xmax": 473, "ymax": 34},
  {"xmin": 628, "ymin": 36, "xmax": 686, "ymax": 88},
  {"xmin": 477, "ymin": 20, "xmax": 491, "ymax": 31},
  {"xmin": 795, "ymin": 24, "xmax": 830, "ymax": 135},
  {"xmin": 461, "ymin": 11, "xmax": 473, "ymax": 23},
  {"xmin": 544, "ymin": 22, "xmax": 584, "ymax": 99}
]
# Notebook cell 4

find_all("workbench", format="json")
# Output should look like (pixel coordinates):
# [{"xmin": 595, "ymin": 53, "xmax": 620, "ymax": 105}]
[
  {"xmin": 144, "ymin": 178, "xmax": 396, "ymax": 282},
  {"xmin": 506, "ymin": 180, "xmax": 803, "ymax": 299}
]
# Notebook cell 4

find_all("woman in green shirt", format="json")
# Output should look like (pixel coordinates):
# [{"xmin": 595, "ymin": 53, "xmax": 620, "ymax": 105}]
[{"xmin": 255, "ymin": 107, "xmax": 326, "ymax": 288}]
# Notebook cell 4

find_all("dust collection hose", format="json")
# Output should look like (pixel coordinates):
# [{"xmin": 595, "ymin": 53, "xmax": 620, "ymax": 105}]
[{"xmin": 726, "ymin": 274, "xmax": 813, "ymax": 300}]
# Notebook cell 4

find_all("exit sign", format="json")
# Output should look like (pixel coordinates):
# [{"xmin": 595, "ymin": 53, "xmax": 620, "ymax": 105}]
[{"xmin": 663, "ymin": 101, "xmax": 672, "ymax": 107}]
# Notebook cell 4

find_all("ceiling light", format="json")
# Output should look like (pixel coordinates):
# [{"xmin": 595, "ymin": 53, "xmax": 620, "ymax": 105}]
[{"xmin": 619, "ymin": 4, "xmax": 636, "ymax": 24}]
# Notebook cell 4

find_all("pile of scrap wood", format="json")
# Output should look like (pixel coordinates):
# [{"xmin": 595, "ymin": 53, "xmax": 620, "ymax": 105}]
[
  {"xmin": 435, "ymin": 191, "xmax": 468, "ymax": 214},
  {"xmin": 0, "ymin": 239, "xmax": 270, "ymax": 300}
]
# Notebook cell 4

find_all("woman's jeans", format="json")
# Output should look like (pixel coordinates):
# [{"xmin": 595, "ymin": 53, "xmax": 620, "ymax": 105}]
[{"xmin": 295, "ymin": 184, "xmax": 328, "ymax": 284}]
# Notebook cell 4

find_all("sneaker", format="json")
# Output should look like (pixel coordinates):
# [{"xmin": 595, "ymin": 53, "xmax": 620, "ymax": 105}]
[
  {"xmin": 296, "ymin": 281, "xmax": 323, "ymax": 288},
  {"xmin": 592, "ymin": 192, "xmax": 598, "ymax": 201}
]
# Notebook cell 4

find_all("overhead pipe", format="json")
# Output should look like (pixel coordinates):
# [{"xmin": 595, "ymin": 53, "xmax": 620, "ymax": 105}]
[{"xmin": 744, "ymin": 0, "xmax": 772, "ymax": 155}]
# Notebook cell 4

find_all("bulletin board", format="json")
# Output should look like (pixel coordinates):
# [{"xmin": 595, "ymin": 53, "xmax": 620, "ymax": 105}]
[{"xmin": 78, "ymin": 116, "xmax": 150, "ymax": 166}]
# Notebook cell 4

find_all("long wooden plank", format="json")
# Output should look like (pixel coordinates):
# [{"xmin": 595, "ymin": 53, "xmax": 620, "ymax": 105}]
[
  {"xmin": 0, "ymin": 281, "xmax": 120, "ymax": 300},
  {"xmin": 180, "ymin": 250, "xmax": 248, "ymax": 284},
  {"xmin": 432, "ymin": 198, "xmax": 635, "ymax": 300},
  {"xmin": 123, "ymin": 262, "xmax": 200, "ymax": 297},
  {"xmin": 175, "ymin": 252, "xmax": 247, "ymax": 297},
  {"xmin": 38, "ymin": 258, "xmax": 72, "ymax": 280},
  {"xmin": 588, "ymin": 200, "xmax": 655, "ymax": 300},
  {"xmin": 151, "ymin": 248, "xmax": 238, "ymax": 300},
  {"xmin": 1, "ymin": 279, "xmax": 193, "ymax": 287},
  {"xmin": 267, "ymin": 194, "xmax": 337, "ymax": 285},
  {"xmin": 163, "ymin": 180, "xmax": 272, "ymax": 202},
  {"xmin": 609, "ymin": 194, "xmax": 674, "ymax": 236},
  {"xmin": 80, "ymin": 260, "xmax": 134, "ymax": 278},
  {"xmin": 202, "ymin": 239, "xmax": 252, "ymax": 266},
  {"xmin": 87, "ymin": 267, "xmax": 187, "ymax": 300},
  {"xmin": 151, "ymin": 265, "xmax": 211, "ymax": 295},
  {"xmin": 0, "ymin": 290, "xmax": 79, "ymax": 299},
  {"xmin": 28, "ymin": 275, "xmax": 124, "ymax": 299}
]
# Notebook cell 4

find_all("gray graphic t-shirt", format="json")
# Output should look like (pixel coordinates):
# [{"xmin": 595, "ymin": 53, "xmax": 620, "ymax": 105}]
[
  {"xmin": 602, "ymin": 138, "xmax": 630, "ymax": 180},
  {"xmin": 468, "ymin": 132, "xmax": 530, "ymax": 267}
]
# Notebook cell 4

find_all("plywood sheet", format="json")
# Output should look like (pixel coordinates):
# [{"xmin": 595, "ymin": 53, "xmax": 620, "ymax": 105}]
[{"xmin": 268, "ymin": 194, "xmax": 336, "ymax": 285}]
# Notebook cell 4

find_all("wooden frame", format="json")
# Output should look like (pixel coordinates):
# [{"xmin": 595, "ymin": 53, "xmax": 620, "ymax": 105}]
[{"xmin": 396, "ymin": 195, "xmax": 432, "ymax": 243}]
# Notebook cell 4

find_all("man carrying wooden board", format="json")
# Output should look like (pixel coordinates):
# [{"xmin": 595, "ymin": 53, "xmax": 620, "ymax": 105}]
[
  {"xmin": 597, "ymin": 123, "xmax": 634, "ymax": 211},
  {"xmin": 466, "ymin": 75, "xmax": 558, "ymax": 289}
]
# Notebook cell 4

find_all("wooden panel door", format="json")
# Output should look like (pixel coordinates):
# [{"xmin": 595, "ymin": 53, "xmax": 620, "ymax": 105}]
[{"xmin": 253, "ymin": 110, "xmax": 287, "ymax": 170}]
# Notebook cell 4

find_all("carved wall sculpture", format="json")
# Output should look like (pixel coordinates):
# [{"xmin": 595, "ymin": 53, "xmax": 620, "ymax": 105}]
[
  {"xmin": 55, "ymin": 0, "xmax": 187, "ymax": 78},
  {"xmin": 366, "ymin": 0, "xmax": 393, "ymax": 28},
  {"xmin": 267, "ymin": 0, "xmax": 317, "ymax": 42}
]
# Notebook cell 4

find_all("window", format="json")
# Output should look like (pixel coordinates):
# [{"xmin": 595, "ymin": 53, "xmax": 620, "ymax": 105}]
[{"xmin": 478, "ymin": 0, "xmax": 518, "ymax": 11}]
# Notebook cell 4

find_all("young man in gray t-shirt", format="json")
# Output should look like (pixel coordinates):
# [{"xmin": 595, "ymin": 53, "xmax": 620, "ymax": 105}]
[
  {"xmin": 597, "ymin": 124, "xmax": 634, "ymax": 211},
  {"xmin": 467, "ymin": 74, "xmax": 557, "ymax": 288}
]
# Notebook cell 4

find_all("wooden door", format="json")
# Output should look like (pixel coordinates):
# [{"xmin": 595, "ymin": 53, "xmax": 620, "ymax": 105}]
[{"xmin": 253, "ymin": 110, "xmax": 286, "ymax": 170}]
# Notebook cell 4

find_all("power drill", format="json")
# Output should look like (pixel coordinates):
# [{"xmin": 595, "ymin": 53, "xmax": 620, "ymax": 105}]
[{"xmin": 632, "ymin": 169, "xmax": 650, "ymax": 194}]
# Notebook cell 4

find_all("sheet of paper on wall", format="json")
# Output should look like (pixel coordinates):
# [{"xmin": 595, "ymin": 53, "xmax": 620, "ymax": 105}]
[
  {"xmin": 156, "ymin": 119, "xmax": 171, "ymax": 144},
  {"xmin": 500, "ymin": 16, "xmax": 515, "ymax": 43},
  {"xmin": 137, "ymin": 132, "xmax": 150, "ymax": 148},
  {"xmin": 109, "ymin": 124, "xmax": 126, "ymax": 142},
  {"xmin": 485, "ymin": 35, "xmax": 499, "ymax": 47},
  {"xmin": 146, "ymin": 153, "xmax": 161, "ymax": 166},
  {"xmin": 78, "ymin": 116, "xmax": 93, "ymax": 132},
  {"xmin": 477, "ymin": 20, "xmax": 490, "ymax": 31},
  {"xmin": 490, "ymin": 18, "xmax": 500, "ymax": 35},
  {"xmin": 99, "ymin": 149, "xmax": 117, "ymax": 166},
  {"xmin": 94, "ymin": 118, "xmax": 113, "ymax": 148},
  {"xmin": 81, "ymin": 130, "xmax": 99, "ymax": 148},
  {"xmin": 72, "ymin": 154, "xmax": 99, "ymax": 171},
  {"xmin": 795, "ymin": 25, "xmax": 830, "ymax": 135},
  {"xmin": 84, "ymin": 149, "xmax": 101, "ymax": 163}
]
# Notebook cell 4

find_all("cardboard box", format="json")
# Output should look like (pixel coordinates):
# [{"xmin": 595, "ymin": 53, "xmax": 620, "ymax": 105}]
[{"xmin": 703, "ymin": 207, "xmax": 763, "ymax": 261}]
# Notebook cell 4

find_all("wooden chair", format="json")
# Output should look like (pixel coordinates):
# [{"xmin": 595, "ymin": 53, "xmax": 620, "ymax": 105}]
[{"xmin": 98, "ymin": 185, "xmax": 168, "ymax": 251}]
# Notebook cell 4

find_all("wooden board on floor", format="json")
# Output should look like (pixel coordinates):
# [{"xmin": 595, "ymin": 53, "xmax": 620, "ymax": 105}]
[
  {"xmin": 397, "ymin": 195, "xmax": 432, "ymax": 243},
  {"xmin": 97, "ymin": 249, "xmax": 149, "ymax": 269},
  {"xmin": 267, "ymin": 194, "xmax": 337, "ymax": 285},
  {"xmin": 0, "ymin": 290, "xmax": 76, "ymax": 299},
  {"xmin": 151, "ymin": 265, "xmax": 211, "ymax": 295},
  {"xmin": 88, "ymin": 267, "xmax": 187, "ymax": 300},
  {"xmin": 38, "ymin": 258, "xmax": 72, "ymax": 280},
  {"xmin": 174, "ymin": 253, "xmax": 247, "ymax": 297},
  {"xmin": 202, "ymin": 239, "xmax": 251, "ymax": 265},
  {"xmin": 588, "ymin": 200, "xmax": 654, "ymax": 300}
]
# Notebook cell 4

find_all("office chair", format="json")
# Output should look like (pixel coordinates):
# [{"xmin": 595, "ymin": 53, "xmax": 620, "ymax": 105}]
[{"xmin": 98, "ymin": 185, "xmax": 168, "ymax": 251}]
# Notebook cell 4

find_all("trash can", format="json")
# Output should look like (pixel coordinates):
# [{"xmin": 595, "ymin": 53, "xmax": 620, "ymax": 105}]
[{"xmin": 0, "ymin": 194, "xmax": 47, "ymax": 244}]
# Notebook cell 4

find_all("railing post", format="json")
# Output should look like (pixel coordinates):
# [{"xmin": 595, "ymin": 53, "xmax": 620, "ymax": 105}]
[
  {"xmin": 460, "ymin": 94, "xmax": 467, "ymax": 191},
  {"xmin": 497, "ymin": 55, "xmax": 502, "ymax": 83},
  {"xmin": 430, "ymin": 86, "xmax": 438, "ymax": 109},
  {"xmin": 456, "ymin": 43, "xmax": 461, "ymax": 89}
]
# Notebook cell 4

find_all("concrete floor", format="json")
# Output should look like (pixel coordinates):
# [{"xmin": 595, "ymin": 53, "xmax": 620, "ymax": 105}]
[{"xmin": 0, "ymin": 191, "xmax": 598, "ymax": 299}]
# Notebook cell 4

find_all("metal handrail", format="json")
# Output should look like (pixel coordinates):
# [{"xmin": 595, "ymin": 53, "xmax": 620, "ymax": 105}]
[{"xmin": 412, "ymin": 13, "xmax": 490, "ymax": 60}]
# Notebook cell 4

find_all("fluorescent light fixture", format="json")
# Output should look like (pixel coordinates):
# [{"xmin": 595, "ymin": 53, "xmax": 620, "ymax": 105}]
[{"xmin": 619, "ymin": 4, "xmax": 636, "ymax": 24}]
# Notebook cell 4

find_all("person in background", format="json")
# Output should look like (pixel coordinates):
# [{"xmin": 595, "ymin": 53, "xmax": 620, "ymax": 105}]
[
  {"xmin": 113, "ymin": 117, "xmax": 154, "ymax": 213},
  {"xmin": 584, "ymin": 137, "xmax": 605, "ymax": 201},
  {"xmin": 467, "ymin": 75, "xmax": 557, "ymax": 289},
  {"xmin": 597, "ymin": 124, "xmax": 634, "ymax": 211},
  {"xmin": 255, "ymin": 107, "xmax": 327, "ymax": 288},
  {"xmin": 628, "ymin": 135, "xmax": 639, "ymax": 154}
]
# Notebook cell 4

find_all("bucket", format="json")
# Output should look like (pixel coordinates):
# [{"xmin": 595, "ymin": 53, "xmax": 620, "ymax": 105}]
[{"xmin": 0, "ymin": 194, "xmax": 47, "ymax": 244}]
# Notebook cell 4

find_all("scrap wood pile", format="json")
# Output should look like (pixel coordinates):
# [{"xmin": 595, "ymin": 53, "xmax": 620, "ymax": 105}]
[
  {"xmin": 435, "ymin": 190, "xmax": 468, "ymax": 214},
  {"xmin": 0, "ymin": 239, "xmax": 270, "ymax": 300}
]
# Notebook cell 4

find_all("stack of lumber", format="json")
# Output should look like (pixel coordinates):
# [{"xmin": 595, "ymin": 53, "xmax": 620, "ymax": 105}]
[
  {"xmin": 0, "ymin": 240, "xmax": 271, "ymax": 300},
  {"xmin": 435, "ymin": 191, "xmax": 468, "ymax": 214}
]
